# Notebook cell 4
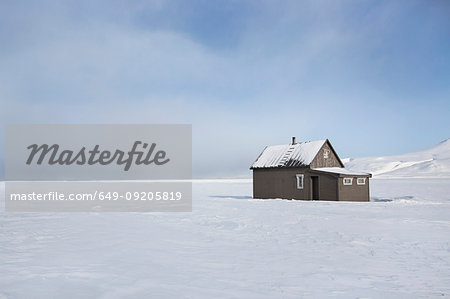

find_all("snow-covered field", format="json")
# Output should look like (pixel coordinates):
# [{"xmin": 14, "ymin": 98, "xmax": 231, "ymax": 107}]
[{"xmin": 1, "ymin": 178, "xmax": 450, "ymax": 298}]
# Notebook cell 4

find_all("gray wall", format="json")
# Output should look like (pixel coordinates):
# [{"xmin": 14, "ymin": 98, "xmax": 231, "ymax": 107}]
[
  {"xmin": 253, "ymin": 168, "xmax": 339, "ymax": 201},
  {"xmin": 253, "ymin": 168, "xmax": 370, "ymax": 202},
  {"xmin": 253, "ymin": 168, "xmax": 308, "ymax": 200},
  {"xmin": 338, "ymin": 176, "xmax": 370, "ymax": 202},
  {"xmin": 316, "ymin": 172, "xmax": 339, "ymax": 201}
]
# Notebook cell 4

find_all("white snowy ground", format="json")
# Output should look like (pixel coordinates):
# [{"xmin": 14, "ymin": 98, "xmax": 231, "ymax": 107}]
[{"xmin": 1, "ymin": 179, "xmax": 450, "ymax": 298}]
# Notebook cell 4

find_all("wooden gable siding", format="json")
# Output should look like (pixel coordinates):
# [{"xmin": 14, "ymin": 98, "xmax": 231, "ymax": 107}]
[{"xmin": 310, "ymin": 140, "xmax": 343, "ymax": 168}]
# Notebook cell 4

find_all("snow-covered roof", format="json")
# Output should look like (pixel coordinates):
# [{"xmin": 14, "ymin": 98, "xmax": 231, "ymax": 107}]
[
  {"xmin": 311, "ymin": 167, "xmax": 371, "ymax": 176},
  {"xmin": 251, "ymin": 140, "xmax": 326, "ymax": 169}
]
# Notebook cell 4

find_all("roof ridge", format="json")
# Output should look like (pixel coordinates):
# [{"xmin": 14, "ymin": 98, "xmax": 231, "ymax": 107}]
[{"xmin": 271, "ymin": 139, "xmax": 326, "ymax": 147}]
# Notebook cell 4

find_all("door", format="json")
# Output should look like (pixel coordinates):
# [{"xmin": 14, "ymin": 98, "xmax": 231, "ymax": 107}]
[{"xmin": 311, "ymin": 176, "xmax": 319, "ymax": 200}]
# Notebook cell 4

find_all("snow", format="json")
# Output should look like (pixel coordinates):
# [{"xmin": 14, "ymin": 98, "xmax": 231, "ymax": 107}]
[
  {"xmin": 1, "ymin": 178, "xmax": 450, "ymax": 298},
  {"xmin": 311, "ymin": 167, "xmax": 370, "ymax": 176},
  {"xmin": 345, "ymin": 139, "xmax": 450, "ymax": 178},
  {"xmin": 251, "ymin": 140, "xmax": 326, "ymax": 168}
]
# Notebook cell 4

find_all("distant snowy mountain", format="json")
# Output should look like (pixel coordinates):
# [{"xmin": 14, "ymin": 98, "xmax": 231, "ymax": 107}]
[{"xmin": 343, "ymin": 139, "xmax": 450, "ymax": 178}]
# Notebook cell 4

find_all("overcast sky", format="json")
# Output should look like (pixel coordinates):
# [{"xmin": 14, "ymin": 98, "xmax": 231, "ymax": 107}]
[{"xmin": 1, "ymin": 0, "xmax": 449, "ymax": 178}]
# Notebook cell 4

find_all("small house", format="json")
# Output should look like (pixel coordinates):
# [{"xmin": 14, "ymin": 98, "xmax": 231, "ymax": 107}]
[{"xmin": 250, "ymin": 138, "xmax": 371, "ymax": 201}]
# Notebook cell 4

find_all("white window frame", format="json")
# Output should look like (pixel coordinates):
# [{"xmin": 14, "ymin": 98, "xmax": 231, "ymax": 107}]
[
  {"xmin": 323, "ymin": 149, "xmax": 330, "ymax": 159},
  {"xmin": 357, "ymin": 178, "xmax": 366, "ymax": 185},
  {"xmin": 296, "ymin": 174, "xmax": 304, "ymax": 189},
  {"xmin": 343, "ymin": 178, "xmax": 353, "ymax": 185}
]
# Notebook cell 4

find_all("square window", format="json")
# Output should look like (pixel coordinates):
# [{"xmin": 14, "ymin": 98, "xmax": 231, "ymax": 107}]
[
  {"xmin": 343, "ymin": 178, "xmax": 353, "ymax": 185},
  {"xmin": 296, "ymin": 174, "xmax": 304, "ymax": 189},
  {"xmin": 357, "ymin": 178, "xmax": 366, "ymax": 185}
]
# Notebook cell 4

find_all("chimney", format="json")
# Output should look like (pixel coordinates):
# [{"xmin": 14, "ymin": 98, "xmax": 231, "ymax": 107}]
[{"xmin": 292, "ymin": 137, "xmax": 296, "ymax": 144}]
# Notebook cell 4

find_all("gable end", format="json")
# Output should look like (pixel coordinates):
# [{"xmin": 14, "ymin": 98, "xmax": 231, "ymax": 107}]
[{"xmin": 310, "ymin": 139, "xmax": 344, "ymax": 168}]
